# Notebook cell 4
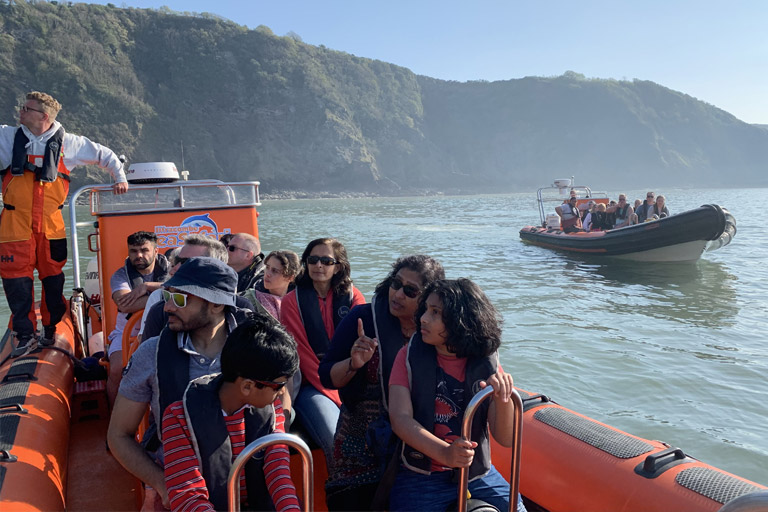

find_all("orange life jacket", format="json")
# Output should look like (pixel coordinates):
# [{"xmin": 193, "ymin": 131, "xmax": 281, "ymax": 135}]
[{"xmin": 1, "ymin": 128, "xmax": 71, "ymax": 242}]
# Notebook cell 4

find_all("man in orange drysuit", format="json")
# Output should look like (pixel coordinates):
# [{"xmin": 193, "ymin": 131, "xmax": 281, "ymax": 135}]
[{"xmin": 0, "ymin": 91, "xmax": 129, "ymax": 357}]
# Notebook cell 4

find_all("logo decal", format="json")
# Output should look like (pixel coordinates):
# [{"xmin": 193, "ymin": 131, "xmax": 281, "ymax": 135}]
[
  {"xmin": 153, "ymin": 213, "xmax": 230, "ymax": 248},
  {"xmin": 181, "ymin": 213, "xmax": 218, "ymax": 234}
]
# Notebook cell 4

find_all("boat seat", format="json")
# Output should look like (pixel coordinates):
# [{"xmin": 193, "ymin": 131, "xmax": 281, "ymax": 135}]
[
  {"xmin": 121, "ymin": 309, "xmax": 144, "ymax": 368},
  {"xmin": 119, "ymin": 309, "xmax": 150, "ymax": 442}
]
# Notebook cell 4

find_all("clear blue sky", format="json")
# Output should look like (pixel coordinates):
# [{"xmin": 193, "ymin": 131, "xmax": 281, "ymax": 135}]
[{"xmin": 92, "ymin": 1, "xmax": 767, "ymax": 124}]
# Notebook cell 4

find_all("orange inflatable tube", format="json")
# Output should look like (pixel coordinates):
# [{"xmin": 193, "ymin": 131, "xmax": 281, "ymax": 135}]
[
  {"xmin": 0, "ymin": 315, "xmax": 75, "ymax": 511},
  {"xmin": 492, "ymin": 390, "xmax": 766, "ymax": 512}
]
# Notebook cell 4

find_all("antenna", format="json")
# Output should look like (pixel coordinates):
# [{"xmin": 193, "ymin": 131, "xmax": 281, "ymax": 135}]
[{"xmin": 180, "ymin": 141, "xmax": 189, "ymax": 180}]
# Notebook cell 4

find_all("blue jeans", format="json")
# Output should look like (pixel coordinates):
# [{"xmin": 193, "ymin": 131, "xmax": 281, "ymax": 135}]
[
  {"xmin": 390, "ymin": 465, "xmax": 526, "ymax": 512},
  {"xmin": 294, "ymin": 384, "xmax": 340, "ymax": 461}
]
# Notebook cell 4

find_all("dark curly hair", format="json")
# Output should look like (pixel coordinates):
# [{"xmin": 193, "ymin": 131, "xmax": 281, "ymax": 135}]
[
  {"xmin": 221, "ymin": 317, "xmax": 299, "ymax": 383},
  {"xmin": 265, "ymin": 250, "xmax": 301, "ymax": 279},
  {"xmin": 295, "ymin": 238, "xmax": 352, "ymax": 296},
  {"xmin": 415, "ymin": 278, "xmax": 502, "ymax": 358},
  {"xmin": 373, "ymin": 254, "xmax": 445, "ymax": 298}
]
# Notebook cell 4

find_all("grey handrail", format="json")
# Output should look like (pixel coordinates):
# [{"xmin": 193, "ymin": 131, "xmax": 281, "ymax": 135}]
[
  {"xmin": 227, "ymin": 432, "xmax": 313, "ymax": 511},
  {"xmin": 457, "ymin": 386, "xmax": 523, "ymax": 512}
]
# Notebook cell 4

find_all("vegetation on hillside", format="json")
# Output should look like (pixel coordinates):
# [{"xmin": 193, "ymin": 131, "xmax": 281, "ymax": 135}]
[{"xmin": 1, "ymin": 1, "xmax": 766, "ymax": 193}]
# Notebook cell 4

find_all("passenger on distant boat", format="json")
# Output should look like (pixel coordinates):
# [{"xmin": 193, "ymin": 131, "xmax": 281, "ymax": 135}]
[
  {"xmin": 108, "ymin": 257, "xmax": 248, "ymax": 510},
  {"xmin": 555, "ymin": 196, "xmax": 585, "ymax": 232},
  {"xmin": 590, "ymin": 203, "xmax": 609, "ymax": 231},
  {"xmin": 582, "ymin": 200, "xmax": 597, "ymax": 231},
  {"xmin": 107, "ymin": 231, "xmax": 170, "ymax": 407},
  {"xmin": 162, "ymin": 318, "xmax": 300, "ymax": 512},
  {"xmin": 0, "ymin": 91, "xmax": 128, "ymax": 357},
  {"xmin": 319, "ymin": 255, "xmax": 445, "ymax": 511},
  {"xmin": 650, "ymin": 194, "xmax": 670, "ymax": 219},
  {"xmin": 279, "ymin": 238, "xmax": 366, "ymax": 465},
  {"xmin": 607, "ymin": 194, "xmax": 637, "ymax": 228},
  {"xmin": 226, "ymin": 232, "xmax": 267, "ymax": 294},
  {"xmin": 636, "ymin": 191, "xmax": 656, "ymax": 222},
  {"xmin": 388, "ymin": 279, "xmax": 527, "ymax": 512}
]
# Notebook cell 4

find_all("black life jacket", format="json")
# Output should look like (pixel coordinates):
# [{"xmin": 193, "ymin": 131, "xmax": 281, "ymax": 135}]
[
  {"xmin": 183, "ymin": 374, "xmax": 275, "ymax": 511},
  {"xmin": 156, "ymin": 307, "xmax": 252, "ymax": 430},
  {"xmin": 123, "ymin": 254, "xmax": 170, "ymax": 291},
  {"xmin": 122, "ymin": 255, "xmax": 170, "ymax": 320},
  {"xmin": 5, "ymin": 127, "xmax": 67, "ymax": 182},
  {"xmin": 295, "ymin": 284, "xmax": 352, "ymax": 359},
  {"xmin": 371, "ymin": 293, "xmax": 406, "ymax": 411},
  {"xmin": 237, "ymin": 253, "xmax": 266, "ymax": 294},
  {"xmin": 636, "ymin": 201, "xmax": 650, "ymax": 222},
  {"xmin": 400, "ymin": 333, "xmax": 497, "ymax": 481},
  {"xmin": 591, "ymin": 211, "xmax": 607, "ymax": 230}
]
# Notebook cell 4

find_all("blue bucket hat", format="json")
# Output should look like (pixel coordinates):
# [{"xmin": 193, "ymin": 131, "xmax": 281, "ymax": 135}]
[{"xmin": 163, "ymin": 256, "xmax": 237, "ymax": 306}]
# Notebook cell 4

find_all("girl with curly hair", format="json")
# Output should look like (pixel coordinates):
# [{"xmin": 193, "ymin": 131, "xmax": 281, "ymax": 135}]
[{"xmin": 388, "ymin": 279, "xmax": 525, "ymax": 512}]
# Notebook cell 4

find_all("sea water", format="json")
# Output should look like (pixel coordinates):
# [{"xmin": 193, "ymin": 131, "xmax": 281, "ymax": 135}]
[{"xmin": 2, "ymin": 187, "xmax": 767, "ymax": 484}]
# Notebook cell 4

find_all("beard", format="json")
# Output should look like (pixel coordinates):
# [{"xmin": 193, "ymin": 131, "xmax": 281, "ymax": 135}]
[
  {"xmin": 132, "ymin": 258, "xmax": 151, "ymax": 271},
  {"xmin": 166, "ymin": 304, "xmax": 211, "ymax": 332}
]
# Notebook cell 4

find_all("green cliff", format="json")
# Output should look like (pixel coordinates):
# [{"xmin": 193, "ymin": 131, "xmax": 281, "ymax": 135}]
[{"xmin": 2, "ymin": 1, "xmax": 766, "ymax": 194}]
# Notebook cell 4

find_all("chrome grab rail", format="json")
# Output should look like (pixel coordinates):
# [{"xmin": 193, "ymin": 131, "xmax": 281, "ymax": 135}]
[
  {"xmin": 457, "ymin": 386, "xmax": 523, "ymax": 512},
  {"xmin": 227, "ymin": 432, "xmax": 313, "ymax": 511},
  {"xmin": 717, "ymin": 491, "xmax": 768, "ymax": 512}
]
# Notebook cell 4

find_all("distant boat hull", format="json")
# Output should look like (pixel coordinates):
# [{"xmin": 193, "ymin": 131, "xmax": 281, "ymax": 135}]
[{"xmin": 519, "ymin": 204, "xmax": 736, "ymax": 262}]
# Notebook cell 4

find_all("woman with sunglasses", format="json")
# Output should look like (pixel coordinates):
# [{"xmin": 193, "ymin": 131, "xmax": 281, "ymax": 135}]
[
  {"xmin": 279, "ymin": 238, "xmax": 365, "ymax": 464},
  {"xmin": 318, "ymin": 255, "xmax": 444, "ymax": 511}
]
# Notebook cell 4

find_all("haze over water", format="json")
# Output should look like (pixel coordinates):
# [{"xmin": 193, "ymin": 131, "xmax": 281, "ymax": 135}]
[{"xmin": 3, "ymin": 186, "xmax": 766, "ymax": 485}]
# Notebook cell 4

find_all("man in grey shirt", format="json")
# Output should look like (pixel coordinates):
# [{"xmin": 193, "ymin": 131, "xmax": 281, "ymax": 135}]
[{"xmin": 107, "ymin": 257, "xmax": 243, "ymax": 510}]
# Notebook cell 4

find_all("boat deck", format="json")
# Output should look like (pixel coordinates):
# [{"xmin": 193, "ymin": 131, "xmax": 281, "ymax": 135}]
[{"xmin": 67, "ymin": 411, "xmax": 139, "ymax": 511}]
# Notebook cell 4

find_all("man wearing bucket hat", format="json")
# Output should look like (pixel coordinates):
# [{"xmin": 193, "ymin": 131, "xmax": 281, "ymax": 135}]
[{"xmin": 108, "ymin": 257, "xmax": 248, "ymax": 510}]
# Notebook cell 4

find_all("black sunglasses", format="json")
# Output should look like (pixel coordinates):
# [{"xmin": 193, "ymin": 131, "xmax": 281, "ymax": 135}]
[
  {"xmin": 174, "ymin": 257, "xmax": 189, "ymax": 266},
  {"xmin": 20, "ymin": 104, "xmax": 45, "ymax": 114},
  {"xmin": 390, "ymin": 278, "xmax": 421, "ymax": 299},
  {"xmin": 307, "ymin": 255, "xmax": 337, "ymax": 266},
  {"xmin": 252, "ymin": 379, "xmax": 287, "ymax": 391}
]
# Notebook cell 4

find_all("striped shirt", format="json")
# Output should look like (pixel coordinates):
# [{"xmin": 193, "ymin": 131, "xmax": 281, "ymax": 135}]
[{"xmin": 162, "ymin": 397, "xmax": 300, "ymax": 512}]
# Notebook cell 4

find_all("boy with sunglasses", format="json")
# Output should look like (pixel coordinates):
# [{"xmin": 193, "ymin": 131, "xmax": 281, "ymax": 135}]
[{"xmin": 162, "ymin": 318, "xmax": 301, "ymax": 511}]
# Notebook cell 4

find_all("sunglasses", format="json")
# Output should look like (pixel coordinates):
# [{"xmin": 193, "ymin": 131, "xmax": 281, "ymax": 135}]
[
  {"xmin": 174, "ymin": 257, "xmax": 189, "ymax": 266},
  {"xmin": 162, "ymin": 289, "xmax": 188, "ymax": 308},
  {"xmin": 390, "ymin": 278, "xmax": 421, "ymax": 299},
  {"xmin": 227, "ymin": 245, "xmax": 248, "ymax": 253},
  {"xmin": 20, "ymin": 105, "xmax": 45, "ymax": 114},
  {"xmin": 307, "ymin": 255, "xmax": 337, "ymax": 266},
  {"xmin": 251, "ymin": 379, "xmax": 287, "ymax": 391},
  {"xmin": 647, "ymin": 195, "xmax": 655, "ymax": 199}
]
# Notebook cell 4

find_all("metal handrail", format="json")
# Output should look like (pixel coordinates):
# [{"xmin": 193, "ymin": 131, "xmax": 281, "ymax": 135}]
[
  {"xmin": 457, "ymin": 386, "xmax": 523, "ymax": 512},
  {"xmin": 717, "ymin": 491, "xmax": 768, "ymax": 512},
  {"xmin": 68, "ymin": 180, "xmax": 260, "ymax": 290},
  {"xmin": 227, "ymin": 432, "xmax": 314, "ymax": 511}
]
